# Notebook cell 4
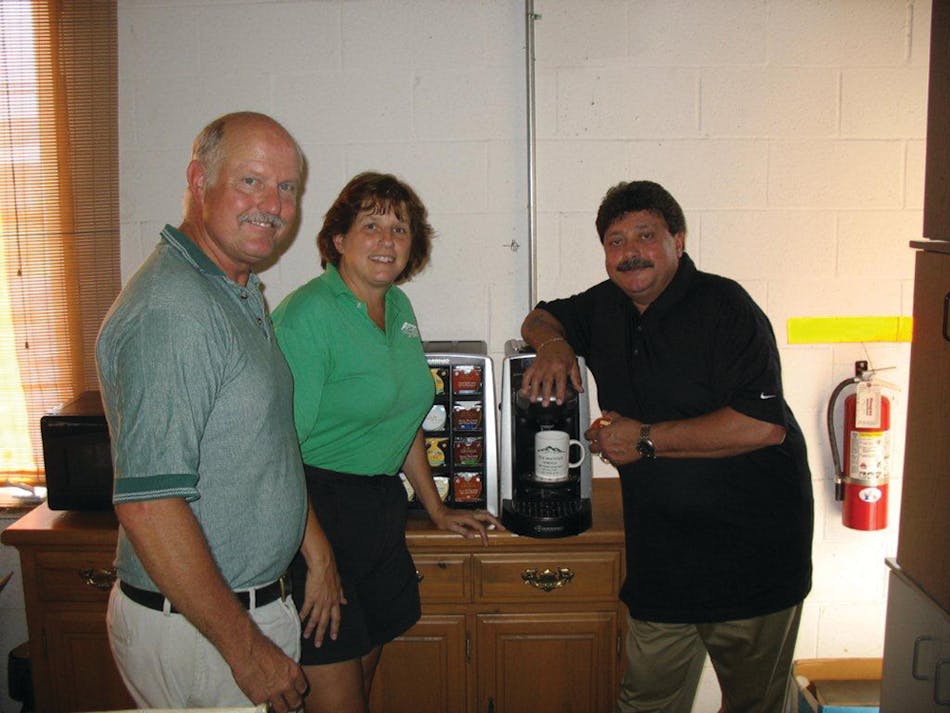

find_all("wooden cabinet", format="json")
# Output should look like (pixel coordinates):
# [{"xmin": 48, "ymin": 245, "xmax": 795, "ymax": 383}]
[
  {"xmin": 2, "ymin": 479, "xmax": 626, "ymax": 713},
  {"xmin": 896, "ymin": 243, "xmax": 950, "ymax": 609},
  {"xmin": 476, "ymin": 611, "xmax": 617, "ymax": 713},
  {"xmin": 369, "ymin": 614, "xmax": 469, "ymax": 713},
  {"xmin": 882, "ymin": 242, "xmax": 950, "ymax": 713},
  {"xmin": 371, "ymin": 480, "xmax": 626, "ymax": 713},
  {"xmin": 1, "ymin": 509, "xmax": 134, "ymax": 712},
  {"xmin": 880, "ymin": 4, "xmax": 950, "ymax": 704}
]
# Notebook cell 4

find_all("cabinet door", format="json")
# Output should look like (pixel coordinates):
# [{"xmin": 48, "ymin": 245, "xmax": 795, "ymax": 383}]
[
  {"xmin": 41, "ymin": 608, "xmax": 134, "ymax": 713},
  {"xmin": 370, "ymin": 614, "xmax": 468, "ymax": 713},
  {"xmin": 898, "ymin": 249, "xmax": 950, "ymax": 607},
  {"xmin": 881, "ymin": 570, "xmax": 950, "ymax": 712},
  {"xmin": 477, "ymin": 611, "xmax": 617, "ymax": 713}
]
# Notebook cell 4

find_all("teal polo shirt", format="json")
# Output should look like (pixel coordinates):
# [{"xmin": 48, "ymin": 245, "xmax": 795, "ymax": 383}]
[
  {"xmin": 272, "ymin": 264, "xmax": 435, "ymax": 475},
  {"xmin": 96, "ymin": 225, "xmax": 307, "ymax": 591}
]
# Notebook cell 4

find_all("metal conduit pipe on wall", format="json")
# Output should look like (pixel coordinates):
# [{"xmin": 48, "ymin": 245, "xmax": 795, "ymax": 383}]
[{"xmin": 525, "ymin": 0, "xmax": 539, "ymax": 312}]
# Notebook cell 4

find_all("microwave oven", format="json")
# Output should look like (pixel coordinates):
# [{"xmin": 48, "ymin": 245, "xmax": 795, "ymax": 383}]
[{"xmin": 40, "ymin": 390, "xmax": 114, "ymax": 510}]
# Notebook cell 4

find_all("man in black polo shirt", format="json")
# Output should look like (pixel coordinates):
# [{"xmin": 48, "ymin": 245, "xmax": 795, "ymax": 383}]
[{"xmin": 520, "ymin": 180, "xmax": 813, "ymax": 713}]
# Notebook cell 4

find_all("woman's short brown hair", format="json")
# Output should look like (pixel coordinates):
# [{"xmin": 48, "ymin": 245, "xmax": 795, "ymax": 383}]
[{"xmin": 317, "ymin": 172, "xmax": 433, "ymax": 284}]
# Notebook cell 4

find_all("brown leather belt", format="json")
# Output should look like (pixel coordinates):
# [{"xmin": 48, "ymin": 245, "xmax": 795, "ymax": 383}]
[{"xmin": 119, "ymin": 576, "xmax": 288, "ymax": 613}]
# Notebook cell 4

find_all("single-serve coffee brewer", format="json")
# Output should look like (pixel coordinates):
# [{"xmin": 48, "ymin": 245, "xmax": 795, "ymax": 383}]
[{"xmin": 500, "ymin": 340, "xmax": 593, "ymax": 537}]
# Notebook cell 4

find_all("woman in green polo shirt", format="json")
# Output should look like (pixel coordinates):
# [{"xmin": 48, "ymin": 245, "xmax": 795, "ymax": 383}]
[{"xmin": 273, "ymin": 172, "xmax": 502, "ymax": 713}]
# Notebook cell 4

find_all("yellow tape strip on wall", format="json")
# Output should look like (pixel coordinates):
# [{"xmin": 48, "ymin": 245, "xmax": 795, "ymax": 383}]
[{"xmin": 786, "ymin": 317, "xmax": 913, "ymax": 344}]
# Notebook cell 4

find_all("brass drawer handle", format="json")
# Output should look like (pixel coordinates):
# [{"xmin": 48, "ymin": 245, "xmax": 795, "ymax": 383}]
[
  {"xmin": 79, "ymin": 567, "xmax": 117, "ymax": 591},
  {"xmin": 521, "ymin": 567, "xmax": 575, "ymax": 592},
  {"xmin": 416, "ymin": 569, "xmax": 424, "ymax": 583}
]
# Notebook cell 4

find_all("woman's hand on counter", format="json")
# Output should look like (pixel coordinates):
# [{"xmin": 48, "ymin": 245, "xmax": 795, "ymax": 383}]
[{"xmin": 429, "ymin": 506, "xmax": 504, "ymax": 545}]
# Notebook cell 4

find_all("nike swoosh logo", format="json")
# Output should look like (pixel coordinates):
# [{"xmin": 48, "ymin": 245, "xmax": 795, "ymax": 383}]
[{"xmin": 760, "ymin": 393, "xmax": 777, "ymax": 400}]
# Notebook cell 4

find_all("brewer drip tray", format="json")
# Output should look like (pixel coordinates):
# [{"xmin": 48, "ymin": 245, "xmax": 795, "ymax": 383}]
[
  {"xmin": 511, "ymin": 498, "xmax": 585, "ymax": 520},
  {"xmin": 501, "ymin": 497, "xmax": 592, "ymax": 538}
]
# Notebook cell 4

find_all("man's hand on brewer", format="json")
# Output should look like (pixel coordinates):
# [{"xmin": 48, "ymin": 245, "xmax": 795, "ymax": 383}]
[{"xmin": 520, "ymin": 309, "xmax": 584, "ymax": 406}]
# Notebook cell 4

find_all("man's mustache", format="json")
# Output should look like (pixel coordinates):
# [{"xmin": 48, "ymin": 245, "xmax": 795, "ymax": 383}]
[{"xmin": 616, "ymin": 257, "xmax": 654, "ymax": 272}]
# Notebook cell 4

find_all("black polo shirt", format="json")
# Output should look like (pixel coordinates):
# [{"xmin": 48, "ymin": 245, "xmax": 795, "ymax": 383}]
[{"xmin": 540, "ymin": 254, "xmax": 813, "ymax": 623}]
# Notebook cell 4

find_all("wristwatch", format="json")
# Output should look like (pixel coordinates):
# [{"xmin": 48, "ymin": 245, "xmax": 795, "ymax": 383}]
[{"xmin": 636, "ymin": 424, "xmax": 656, "ymax": 460}]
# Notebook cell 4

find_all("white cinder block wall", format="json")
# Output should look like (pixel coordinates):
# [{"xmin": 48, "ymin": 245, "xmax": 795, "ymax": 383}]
[{"xmin": 115, "ymin": 1, "xmax": 931, "ymax": 710}]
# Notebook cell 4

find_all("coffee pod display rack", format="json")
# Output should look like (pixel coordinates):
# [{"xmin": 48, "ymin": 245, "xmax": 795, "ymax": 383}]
[{"xmin": 402, "ymin": 341, "xmax": 498, "ymax": 515}]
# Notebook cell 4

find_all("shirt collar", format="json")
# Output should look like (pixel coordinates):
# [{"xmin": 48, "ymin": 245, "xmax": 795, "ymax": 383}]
[
  {"xmin": 324, "ymin": 262, "xmax": 398, "ymax": 307},
  {"xmin": 649, "ymin": 253, "xmax": 696, "ymax": 314},
  {"xmin": 161, "ymin": 224, "xmax": 262, "ymax": 291},
  {"xmin": 323, "ymin": 262, "xmax": 352, "ymax": 298}
]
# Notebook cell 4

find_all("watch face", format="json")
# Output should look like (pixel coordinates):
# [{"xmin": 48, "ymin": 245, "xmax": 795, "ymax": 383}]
[{"xmin": 637, "ymin": 438, "xmax": 656, "ymax": 459}]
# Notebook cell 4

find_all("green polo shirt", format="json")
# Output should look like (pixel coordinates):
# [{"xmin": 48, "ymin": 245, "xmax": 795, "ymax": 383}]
[
  {"xmin": 272, "ymin": 264, "xmax": 434, "ymax": 475},
  {"xmin": 96, "ymin": 225, "xmax": 307, "ymax": 591}
]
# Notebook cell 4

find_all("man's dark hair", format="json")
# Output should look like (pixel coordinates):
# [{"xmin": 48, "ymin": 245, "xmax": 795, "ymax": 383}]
[{"xmin": 595, "ymin": 180, "xmax": 687, "ymax": 242}]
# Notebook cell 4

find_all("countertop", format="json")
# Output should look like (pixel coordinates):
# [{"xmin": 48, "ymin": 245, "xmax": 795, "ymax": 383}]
[{"xmin": 2, "ymin": 477, "xmax": 625, "ymax": 550}]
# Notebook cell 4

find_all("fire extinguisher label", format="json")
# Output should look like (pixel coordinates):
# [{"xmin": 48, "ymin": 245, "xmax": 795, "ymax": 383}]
[
  {"xmin": 857, "ymin": 487, "xmax": 883, "ymax": 503},
  {"xmin": 854, "ymin": 381, "xmax": 882, "ymax": 428},
  {"xmin": 848, "ymin": 430, "xmax": 890, "ymax": 483}
]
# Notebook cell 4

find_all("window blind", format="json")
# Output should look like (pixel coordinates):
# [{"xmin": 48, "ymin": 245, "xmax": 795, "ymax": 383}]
[{"xmin": 0, "ymin": 0, "xmax": 119, "ymax": 481}]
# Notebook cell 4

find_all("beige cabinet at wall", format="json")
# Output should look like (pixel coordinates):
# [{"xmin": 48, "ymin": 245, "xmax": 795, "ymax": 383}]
[
  {"xmin": 895, "ymin": 244, "xmax": 950, "ymax": 608},
  {"xmin": 880, "ymin": 564, "xmax": 950, "ymax": 712}
]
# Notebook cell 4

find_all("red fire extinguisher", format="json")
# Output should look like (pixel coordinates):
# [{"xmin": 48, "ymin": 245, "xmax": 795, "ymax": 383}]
[{"xmin": 827, "ymin": 360, "xmax": 898, "ymax": 531}]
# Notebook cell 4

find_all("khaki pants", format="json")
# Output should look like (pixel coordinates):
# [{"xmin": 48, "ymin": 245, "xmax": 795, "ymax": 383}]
[
  {"xmin": 107, "ymin": 583, "xmax": 301, "ymax": 708},
  {"xmin": 616, "ymin": 604, "xmax": 802, "ymax": 713}
]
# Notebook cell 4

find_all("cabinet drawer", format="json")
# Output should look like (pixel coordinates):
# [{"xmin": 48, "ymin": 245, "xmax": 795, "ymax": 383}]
[
  {"xmin": 35, "ymin": 549, "xmax": 117, "ymax": 603},
  {"xmin": 474, "ymin": 550, "xmax": 621, "ymax": 602},
  {"xmin": 413, "ymin": 553, "xmax": 471, "ymax": 603}
]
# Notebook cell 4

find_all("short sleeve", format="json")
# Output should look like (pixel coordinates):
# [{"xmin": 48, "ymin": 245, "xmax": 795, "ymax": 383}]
[
  {"xmin": 711, "ymin": 284, "xmax": 787, "ymax": 426},
  {"xmin": 537, "ymin": 283, "xmax": 607, "ymax": 360},
  {"xmin": 273, "ymin": 291, "xmax": 331, "ymax": 444},
  {"xmin": 100, "ymin": 306, "xmax": 222, "ymax": 502}
]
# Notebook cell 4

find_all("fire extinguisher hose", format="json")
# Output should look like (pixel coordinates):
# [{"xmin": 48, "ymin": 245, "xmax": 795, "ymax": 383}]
[{"xmin": 827, "ymin": 376, "xmax": 859, "ymax": 502}]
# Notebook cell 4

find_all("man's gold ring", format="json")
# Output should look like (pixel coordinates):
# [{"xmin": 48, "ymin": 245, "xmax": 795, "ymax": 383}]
[{"xmin": 599, "ymin": 454, "xmax": 610, "ymax": 464}]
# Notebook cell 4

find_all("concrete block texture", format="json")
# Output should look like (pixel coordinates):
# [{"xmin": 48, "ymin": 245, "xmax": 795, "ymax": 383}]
[
  {"xmin": 624, "ymin": 0, "xmax": 768, "ymax": 66},
  {"xmin": 768, "ymin": 140, "xmax": 904, "ymax": 208},
  {"xmin": 341, "ymin": 1, "xmax": 493, "ymax": 71},
  {"xmin": 767, "ymin": 0, "xmax": 912, "ymax": 66},
  {"xmin": 556, "ymin": 67, "xmax": 699, "ymax": 138},
  {"xmin": 701, "ymin": 67, "xmax": 838, "ymax": 138},
  {"xmin": 628, "ymin": 140, "xmax": 768, "ymax": 209},
  {"xmin": 414, "ymin": 70, "xmax": 524, "ymax": 141},
  {"xmin": 277, "ymin": 70, "xmax": 414, "ymax": 144},
  {"xmin": 841, "ymin": 68, "xmax": 929, "ymax": 138},
  {"xmin": 836, "ymin": 211, "xmax": 920, "ymax": 279},
  {"xmin": 700, "ymin": 210, "xmax": 837, "ymax": 280},
  {"xmin": 199, "ymin": 2, "xmax": 340, "ymax": 75}
]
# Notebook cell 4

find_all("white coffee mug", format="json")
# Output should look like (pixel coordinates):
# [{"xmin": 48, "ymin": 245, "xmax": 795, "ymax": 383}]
[{"xmin": 534, "ymin": 430, "xmax": 586, "ymax": 483}]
